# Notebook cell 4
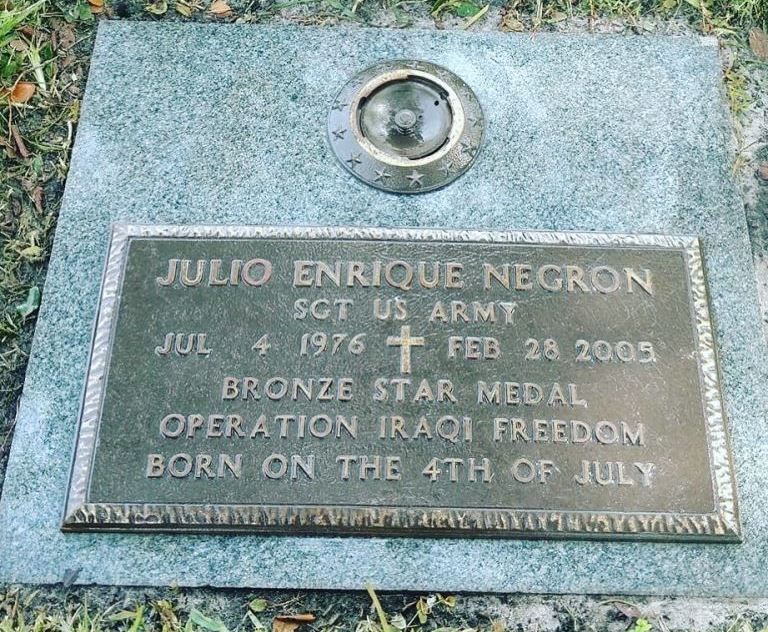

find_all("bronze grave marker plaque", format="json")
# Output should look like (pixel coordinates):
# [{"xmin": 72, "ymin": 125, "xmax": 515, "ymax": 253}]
[{"xmin": 63, "ymin": 225, "xmax": 740, "ymax": 541}]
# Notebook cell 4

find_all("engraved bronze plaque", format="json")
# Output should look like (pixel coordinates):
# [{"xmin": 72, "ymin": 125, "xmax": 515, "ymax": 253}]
[{"xmin": 64, "ymin": 225, "xmax": 740, "ymax": 541}]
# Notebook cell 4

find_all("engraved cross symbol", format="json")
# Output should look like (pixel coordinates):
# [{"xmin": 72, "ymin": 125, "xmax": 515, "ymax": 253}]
[{"xmin": 386, "ymin": 325, "xmax": 425, "ymax": 374}]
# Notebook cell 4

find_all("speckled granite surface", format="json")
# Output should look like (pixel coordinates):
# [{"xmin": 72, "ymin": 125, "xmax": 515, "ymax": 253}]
[{"xmin": 0, "ymin": 21, "xmax": 766, "ymax": 595}]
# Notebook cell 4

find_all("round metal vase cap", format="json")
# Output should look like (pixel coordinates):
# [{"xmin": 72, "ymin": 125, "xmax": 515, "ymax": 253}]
[{"xmin": 327, "ymin": 60, "xmax": 484, "ymax": 194}]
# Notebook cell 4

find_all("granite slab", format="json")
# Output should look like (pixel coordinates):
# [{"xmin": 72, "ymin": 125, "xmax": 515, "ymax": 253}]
[{"xmin": 0, "ymin": 21, "xmax": 766, "ymax": 595}]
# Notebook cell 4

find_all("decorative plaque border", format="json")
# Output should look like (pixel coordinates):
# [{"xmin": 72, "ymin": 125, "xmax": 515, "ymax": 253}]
[{"xmin": 62, "ymin": 224, "xmax": 741, "ymax": 542}]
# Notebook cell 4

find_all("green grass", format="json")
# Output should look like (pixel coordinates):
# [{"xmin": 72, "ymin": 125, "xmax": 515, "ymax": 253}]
[
  {"xmin": 4, "ymin": 586, "xmax": 767, "ymax": 632},
  {"xmin": 0, "ymin": 588, "xmax": 483, "ymax": 632},
  {"xmin": 0, "ymin": 0, "xmax": 95, "ymax": 447}
]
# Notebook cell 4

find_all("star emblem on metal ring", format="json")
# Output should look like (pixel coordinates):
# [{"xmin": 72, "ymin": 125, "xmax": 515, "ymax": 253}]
[
  {"xmin": 332, "ymin": 127, "xmax": 347, "ymax": 140},
  {"xmin": 346, "ymin": 153, "xmax": 362, "ymax": 170},
  {"xmin": 460, "ymin": 140, "xmax": 478, "ymax": 157},
  {"xmin": 332, "ymin": 100, "xmax": 348, "ymax": 111},
  {"xmin": 440, "ymin": 161, "xmax": 453, "ymax": 177},
  {"xmin": 406, "ymin": 170, "xmax": 424, "ymax": 188},
  {"xmin": 373, "ymin": 169, "xmax": 392, "ymax": 183}
]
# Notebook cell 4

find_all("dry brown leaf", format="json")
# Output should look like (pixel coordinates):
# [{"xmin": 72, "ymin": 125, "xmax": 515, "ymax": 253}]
[
  {"xmin": 500, "ymin": 10, "xmax": 524, "ymax": 32},
  {"xmin": 9, "ymin": 124, "xmax": 29, "ymax": 158},
  {"xmin": 145, "ymin": 0, "xmax": 168, "ymax": 15},
  {"xmin": 758, "ymin": 163, "xmax": 768, "ymax": 182},
  {"xmin": 750, "ymin": 27, "xmax": 768, "ymax": 60},
  {"xmin": 273, "ymin": 621, "xmax": 298, "ymax": 632},
  {"xmin": 88, "ymin": 0, "xmax": 104, "ymax": 10},
  {"xmin": 56, "ymin": 24, "xmax": 76, "ymax": 50},
  {"xmin": 9, "ymin": 39, "xmax": 28, "ymax": 52},
  {"xmin": 31, "ymin": 187, "xmax": 44, "ymax": 214},
  {"xmin": 272, "ymin": 613, "xmax": 316, "ymax": 632},
  {"xmin": 10, "ymin": 82, "xmax": 35, "ymax": 104},
  {"xmin": 60, "ymin": 52, "xmax": 75, "ymax": 69},
  {"xmin": 209, "ymin": 0, "xmax": 232, "ymax": 14},
  {"xmin": 612, "ymin": 601, "xmax": 641, "ymax": 620}
]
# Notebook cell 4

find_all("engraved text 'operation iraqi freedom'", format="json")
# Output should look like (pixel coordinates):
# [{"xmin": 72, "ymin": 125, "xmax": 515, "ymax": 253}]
[{"xmin": 63, "ymin": 226, "xmax": 740, "ymax": 541}]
